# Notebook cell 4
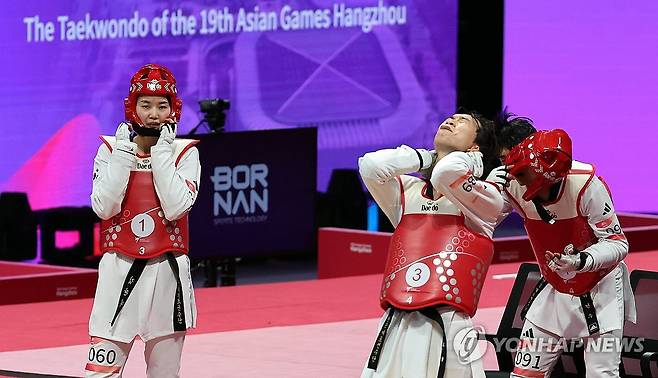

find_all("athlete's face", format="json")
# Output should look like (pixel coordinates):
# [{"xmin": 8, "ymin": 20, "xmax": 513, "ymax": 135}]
[
  {"xmin": 499, "ymin": 147, "xmax": 510, "ymax": 162},
  {"xmin": 501, "ymin": 147, "xmax": 535, "ymax": 186},
  {"xmin": 434, "ymin": 114, "xmax": 480, "ymax": 153},
  {"xmin": 511, "ymin": 166, "xmax": 536, "ymax": 187},
  {"xmin": 135, "ymin": 96, "xmax": 172, "ymax": 129}
]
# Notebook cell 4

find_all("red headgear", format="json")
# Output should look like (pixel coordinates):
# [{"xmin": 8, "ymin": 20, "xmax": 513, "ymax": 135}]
[
  {"xmin": 124, "ymin": 64, "xmax": 182, "ymax": 135},
  {"xmin": 504, "ymin": 129, "xmax": 573, "ymax": 201}
]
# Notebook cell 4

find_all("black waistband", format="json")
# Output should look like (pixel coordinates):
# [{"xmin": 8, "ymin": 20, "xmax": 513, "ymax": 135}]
[
  {"xmin": 521, "ymin": 277, "xmax": 600, "ymax": 336},
  {"xmin": 110, "ymin": 258, "xmax": 147, "ymax": 327},
  {"xmin": 579, "ymin": 292, "xmax": 600, "ymax": 335},
  {"xmin": 521, "ymin": 277, "xmax": 548, "ymax": 321},
  {"xmin": 366, "ymin": 308, "xmax": 447, "ymax": 378},
  {"xmin": 419, "ymin": 308, "xmax": 447, "ymax": 378},
  {"xmin": 165, "ymin": 252, "xmax": 187, "ymax": 332},
  {"xmin": 367, "ymin": 308, "xmax": 395, "ymax": 370},
  {"xmin": 110, "ymin": 253, "xmax": 186, "ymax": 332}
]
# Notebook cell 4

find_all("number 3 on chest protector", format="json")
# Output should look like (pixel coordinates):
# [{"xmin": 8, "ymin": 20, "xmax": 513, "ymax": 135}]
[{"xmin": 405, "ymin": 262, "xmax": 431, "ymax": 287}]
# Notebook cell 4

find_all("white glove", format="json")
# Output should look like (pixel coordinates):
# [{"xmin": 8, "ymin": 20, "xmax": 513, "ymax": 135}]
[
  {"xmin": 115, "ymin": 122, "xmax": 132, "ymax": 142},
  {"xmin": 546, "ymin": 244, "xmax": 591, "ymax": 273},
  {"xmin": 465, "ymin": 151, "xmax": 484, "ymax": 178},
  {"xmin": 416, "ymin": 149, "xmax": 436, "ymax": 169},
  {"xmin": 486, "ymin": 165, "xmax": 512, "ymax": 189},
  {"xmin": 156, "ymin": 123, "xmax": 177, "ymax": 146},
  {"xmin": 547, "ymin": 253, "xmax": 581, "ymax": 273},
  {"xmin": 114, "ymin": 122, "xmax": 137, "ymax": 155}
]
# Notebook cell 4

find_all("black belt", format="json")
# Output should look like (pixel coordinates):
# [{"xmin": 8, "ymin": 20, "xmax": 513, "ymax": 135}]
[
  {"xmin": 579, "ymin": 292, "xmax": 600, "ymax": 335},
  {"xmin": 521, "ymin": 277, "xmax": 548, "ymax": 321},
  {"xmin": 165, "ymin": 252, "xmax": 187, "ymax": 332},
  {"xmin": 521, "ymin": 278, "xmax": 600, "ymax": 336},
  {"xmin": 366, "ymin": 308, "xmax": 447, "ymax": 378},
  {"xmin": 110, "ymin": 258, "xmax": 147, "ymax": 327},
  {"xmin": 110, "ymin": 252, "xmax": 186, "ymax": 332},
  {"xmin": 367, "ymin": 308, "xmax": 395, "ymax": 370},
  {"xmin": 419, "ymin": 308, "xmax": 447, "ymax": 378}
]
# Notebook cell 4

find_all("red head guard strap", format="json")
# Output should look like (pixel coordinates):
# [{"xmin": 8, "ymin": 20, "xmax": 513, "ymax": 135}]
[
  {"xmin": 504, "ymin": 129, "xmax": 573, "ymax": 201},
  {"xmin": 124, "ymin": 64, "xmax": 182, "ymax": 127}
]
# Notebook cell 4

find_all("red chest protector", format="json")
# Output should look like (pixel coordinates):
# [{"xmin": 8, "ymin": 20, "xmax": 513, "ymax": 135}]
[
  {"xmin": 506, "ymin": 161, "xmax": 616, "ymax": 295},
  {"xmin": 379, "ymin": 177, "xmax": 494, "ymax": 317},
  {"xmin": 524, "ymin": 218, "xmax": 613, "ymax": 295},
  {"xmin": 99, "ymin": 136, "xmax": 198, "ymax": 259}
]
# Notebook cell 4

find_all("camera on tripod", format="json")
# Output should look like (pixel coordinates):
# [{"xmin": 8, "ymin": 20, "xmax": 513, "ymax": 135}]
[{"xmin": 198, "ymin": 98, "xmax": 230, "ymax": 133}]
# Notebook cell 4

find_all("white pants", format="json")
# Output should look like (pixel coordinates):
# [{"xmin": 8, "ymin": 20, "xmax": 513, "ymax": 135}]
[
  {"xmin": 84, "ymin": 333, "xmax": 185, "ymax": 377},
  {"xmin": 361, "ymin": 307, "xmax": 485, "ymax": 378},
  {"xmin": 511, "ymin": 320, "xmax": 623, "ymax": 378},
  {"xmin": 525, "ymin": 264, "xmax": 635, "ymax": 338},
  {"xmin": 89, "ymin": 252, "xmax": 197, "ymax": 343}
]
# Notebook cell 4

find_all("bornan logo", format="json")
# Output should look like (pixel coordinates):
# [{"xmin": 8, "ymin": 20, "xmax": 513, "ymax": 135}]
[{"xmin": 210, "ymin": 164, "xmax": 269, "ymax": 223}]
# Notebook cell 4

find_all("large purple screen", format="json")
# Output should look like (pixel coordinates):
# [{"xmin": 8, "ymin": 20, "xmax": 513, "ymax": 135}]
[
  {"xmin": 504, "ymin": 1, "xmax": 658, "ymax": 212},
  {"xmin": 0, "ymin": 0, "xmax": 457, "ymax": 210}
]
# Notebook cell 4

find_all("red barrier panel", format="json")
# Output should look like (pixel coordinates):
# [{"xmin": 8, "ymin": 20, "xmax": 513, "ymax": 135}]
[
  {"xmin": 0, "ymin": 261, "xmax": 97, "ymax": 305},
  {"xmin": 318, "ymin": 213, "xmax": 658, "ymax": 279},
  {"xmin": 317, "ymin": 228, "xmax": 391, "ymax": 279}
]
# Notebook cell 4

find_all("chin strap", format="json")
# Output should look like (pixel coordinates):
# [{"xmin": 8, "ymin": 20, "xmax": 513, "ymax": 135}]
[
  {"xmin": 531, "ymin": 182, "xmax": 563, "ymax": 224},
  {"xmin": 132, "ymin": 123, "xmax": 161, "ymax": 137},
  {"xmin": 532, "ymin": 198, "xmax": 555, "ymax": 224},
  {"xmin": 424, "ymin": 178, "xmax": 434, "ymax": 198}
]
